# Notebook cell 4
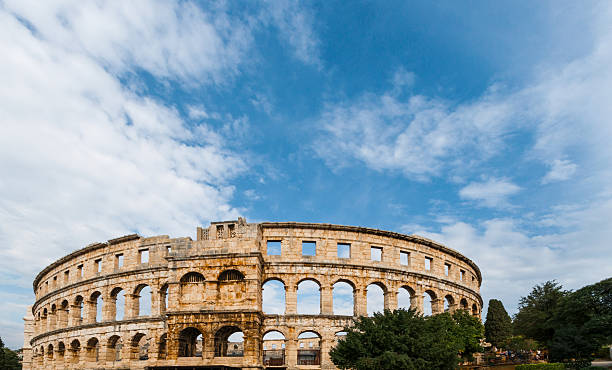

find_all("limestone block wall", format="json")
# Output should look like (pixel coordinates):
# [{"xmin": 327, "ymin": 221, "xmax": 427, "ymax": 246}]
[{"xmin": 24, "ymin": 218, "xmax": 482, "ymax": 370}]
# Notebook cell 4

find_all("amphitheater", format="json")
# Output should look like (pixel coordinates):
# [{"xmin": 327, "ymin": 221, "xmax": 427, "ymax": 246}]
[{"xmin": 23, "ymin": 218, "xmax": 482, "ymax": 369}]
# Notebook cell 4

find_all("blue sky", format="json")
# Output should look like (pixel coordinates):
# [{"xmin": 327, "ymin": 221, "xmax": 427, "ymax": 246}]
[{"xmin": 1, "ymin": 0, "xmax": 612, "ymax": 349}]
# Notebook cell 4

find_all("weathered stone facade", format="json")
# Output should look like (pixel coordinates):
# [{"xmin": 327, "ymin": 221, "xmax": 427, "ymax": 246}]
[{"xmin": 24, "ymin": 218, "xmax": 482, "ymax": 369}]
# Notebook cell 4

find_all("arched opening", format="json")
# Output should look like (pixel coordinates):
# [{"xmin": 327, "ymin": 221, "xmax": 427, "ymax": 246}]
[
  {"xmin": 69, "ymin": 339, "xmax": 80, "ymax": 364},
  {"xmin": 297, "ymin": 331, "xmax": 321, "ymax": 365},
  {"xmin": 444, "ymin": 294, "xmax": 455, "ymax": 312},
  {"xmin": 90, "ymin": 291, "xmax": 103, "ymax": 323},
  {"xmin": 39, "ymin": 346, "xmax": 44, "ymax": 364},
  {"xmin": 333, "ymin": 281, "xmax": 354, "ymax": 315},
  {"xmin": 423, "ymin": 290, "xmax": 436, "ymax": 316},
  {"xmin": 131, "ymin": 333, "xmax": 149, "ymax": 360},
  {"xmin": 107, "ymin": 335, "xmax": 123, "ymax": 362},
  {"xmin": 263, "ymin": 330, "xmax": 286, "ymax": 366},
  {"xmin": 178, "ymin": 327, "xmax": 203, "ymax": 357},
  {"xmin": 158, "ymin": 333, "xmax": 167, "ymax": 360},
  {"xmin": 219, "ymin": 269, "xmax": 245, "ymax": 281},
  {"xmin": 86, "ymin": 337, "xmax": 99, "ymax": 362},
  {"xmin": 367, "ymin": 283, "xmax": 385, "ymax": 316},
  {"xmin": 214, "ymin": 326, "xmax": 244, "ymax": 357},
  {"xmin": 262, "ymin": 279, "xmax": 285, "ymax": 314},
  {"xmin": 50, "ymin": 304, "xmax": 57, "ymax": 330},
  {"xmin": 398, "ymin": 286, "xmax": 414, "ymax": 310},
  {"xmin": 110, "ymin": 287, "xmax": 125, "ymax": 321},
  {"xmin": 297, "ymin": 279, "xmax": 320, "ymax": 314},
  {"xmin": 335, "ymin": 331, "xmax": 348, "ymax": 344},
  {"xmin": 180, "ymin": 272, "xmax": 205, "ymax": 303},
  {"xmin": 134, "ymin": 284, "xmax": 152, "ymax": 316},
  {"xmin": 160, "ymin": 284, "xmax": 169, "ymax": 313},
  {"xmin": 460, "ymin": 298, "xmax": 468, "ymax": 310},
  {"xmin": 47, "ymin": 344, "xmax": 54, "ymax": 360},
  {"xmin": 57, "ymin": 341, "xmax": 65, "ymax": 360},
  {"xmin": 74, "ymin": 295, "xmax": 84, "ymax": 325},
  {"xmin": 472, "ymin": 303, "xmax": 479, "ymax": 316},
  {"xmin": 60, "ymin": 300, "xmax": 69, "ymax": 327},
  {"xmin": 42, "ymin": 308, "xmax": 48, "ymax": 330}
]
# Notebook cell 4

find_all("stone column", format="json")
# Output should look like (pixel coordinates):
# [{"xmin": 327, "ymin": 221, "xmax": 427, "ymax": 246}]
[
  {"xmin": 411, "ymin": 291, "xmax": 423, "ymax": 314},
  {"xmin": 432, "ymin": 298, "xmax": 444, "ymax": 314},
  {"xmin": 285, "ymin": 338, "xmax": 297, "ymax": 368},
  {"xmin": 320, "ymin": 285, "xmax": 333, "ymax": 315},
  {"xmin": 126, "ymin": 293, "xmax": 139, "ymax": 319},
  {"xmin": 70, "ymin": 303, "xmax": 82, "ymax": 326},
  {"xmin": 384, "ymin": 290, "xmax": 398, "ymax": 311},
  {"xmin": 54, "ymin": 348, "xmax": 65, "ymax": 370},
  {"xmin": 285, "ymin": 285, "xmax": 297, "ymax": 315},
  {"xmin": 354, "ymin": 288, "xmax": 368, "ymax": 316},
  {"xmin": 151, "ymin": 285, "xmax": 161, "ymax": 316},
  {"xmin": 320, "ymin": 337, "xmax": 334, "ymax": 369},
  {"xmin": 167, "ymin": 282, "xmax": 180, "ymax": 311}
]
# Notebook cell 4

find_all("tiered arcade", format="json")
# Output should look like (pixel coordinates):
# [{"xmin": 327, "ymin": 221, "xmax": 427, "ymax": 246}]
[{"xmin": 23, "ymin": 218, "xmax": 482, "ymax": 369}]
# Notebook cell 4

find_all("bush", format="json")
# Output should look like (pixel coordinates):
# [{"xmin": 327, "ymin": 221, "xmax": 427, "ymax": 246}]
[{"xmin": 516, "ymin": 364, "xmax": 565, "ymax": 370}]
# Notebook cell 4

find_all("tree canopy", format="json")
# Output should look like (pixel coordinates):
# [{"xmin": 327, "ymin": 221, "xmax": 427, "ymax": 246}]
[
  {"xmin": 0, "ymin": 337, "xmax": 21, "ymax": 370},
  {"xmin": 329, "ymin": 308, "xmax": 483, "ymax": 370},
  {"xmin": 484, "ymin": 299, "xmax": 513, "ymax": 348},
  {"xmin": 513, "ymin": 280, "xmax": 568, "ymax": 344},
  {"xmin": 549, "ymin": 277, "xmax": 612, "ymax": 365}
]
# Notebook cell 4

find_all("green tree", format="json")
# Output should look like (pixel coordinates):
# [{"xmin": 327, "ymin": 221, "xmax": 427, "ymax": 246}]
[
  {"xmin": 513, "ymin": 280, "xmax": 568, "ymax": 345},
  {"xmin": 329, "ymin": 308, "xmax": 483, "ymax": 370},
  {"xmin": 0, "ymin": 337, "xmax": 22, "ymax": 370},
  {"xmin": 549, "ymin": 277, "xmax": 612, "ymax": 367},
  {"xmin": 484, "ymin": 299, "xmax": 513, "ymax": 348}
]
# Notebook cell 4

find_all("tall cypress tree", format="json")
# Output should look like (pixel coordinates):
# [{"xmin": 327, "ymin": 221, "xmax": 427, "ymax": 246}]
[{"xmin": 484, "ymin": 299, "xmax": 513, "ymax": 348}]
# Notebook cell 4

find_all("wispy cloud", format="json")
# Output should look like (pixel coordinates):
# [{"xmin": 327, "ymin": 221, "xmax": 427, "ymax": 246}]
[{"xmin": 459, "ymin": 178, "xmax": 521, "ymax": 208}]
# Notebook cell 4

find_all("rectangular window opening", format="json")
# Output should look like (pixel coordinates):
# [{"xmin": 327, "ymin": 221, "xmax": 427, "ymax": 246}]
[
  {"xmin": 400, "ymin": 251, "xmax": 409, "ymax": 266},
  {"xmin": 95, "ymin": 259, "xmax": 102, "ymax": 273},
  {"xmin": 64, "ymin": 270, "xmax": 69, "ymax": 284},
  {"xmin": 371, "ymin": 246, "xmax": 382, "ymax": 261},
  {"xmin": 424, "ymin": 257, "xmax": 432, "ymax": 271},
  {"xmin": 166, "ymin": 245, "xmax": 172, "ymax": 254},
  {"xmin": 139, "ymin": 249, "xmax": 149, "ymax": 264},
  {"xmin": 77, "ymin": 264, "xmax": 83, "ymax": 278},
  {"xmin": 302, "ymin": 241, "xmax": 316, "ymax": 256},
  {"xmin": 337, "ymin": 243, "xmax": 351, "ymax": 259},
  {"xmin": 460, "ymin": 269, "xmax": 465, "ymax": 281},
  {"xmin": 267, "ymin": 240, "xmax": 281, "ymax": 256},
  {"xmin": 444, "ymin": 263, "xmax": 451, "ymax": 276},
  {"xmin": 116, "ymin": 253, "xmax": 124, "ymax": 268}
]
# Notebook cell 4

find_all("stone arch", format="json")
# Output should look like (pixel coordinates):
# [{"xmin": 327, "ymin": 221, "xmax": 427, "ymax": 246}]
[
  {"xmin": 214, "ymin": 325, "xmax": 244, "ymax": 357},
  {"xmin": 262, "ymin": 279, "xmax": 285, "ymax": 314},
  {"xmin": 178, "ymin": 327, "xmax": 203, "ymax": 358},
  {"xmin": 219, "ymin": 269, "xmax": 245, "ymax": 281},
  {"xmin": 131, "ymin": 332, "xmax": 149, "ymax": 360},
  {"xmin": 444, "ymin": 294, "xmax": 455, "ymax": 312},
  {"xmin": 423, "ymin": 289, "xmax": 437, "ymax": 316},
  {"xmin": 460, "ymin": 298, "xmax": 469, "ymax": 310},
  {"xmin": 107, "ymin": 335, "xmax": 123, "ymax": 362},
  {"xmin": 159, "ymin": 283, "xmax": 169, "ymax": 313},
  {"xmin": 73, "ymin": 295, "xmax": 84, "ymax": 325},
  {"xmin": 57, "ymin": 341, "xmax": 65, "ymax": 360},
  {"xmin": 59, "ymin": 299, "xmax": 69, "ymax": 327},
  {"xmin": 90, "ymin": 291, "xmax": 103, "ymax": 322},
  {"xmin": 263, "ymin": 330, "xmax": 286, "ymax": 366},
  {"xmin": 110, "ymin": 287, "xmax": 125, "ymax": 320},
  {"xmin": 158, "ymin": 333, "xmax": 168, "ymax": 360},
  {"xmin": 50, "ymin": 304, "xmax": 57, "ymax": 330},
  {"xmin": 86, "ymin": 337, "xmax": 99, "ymax": 362},
  {"xmin": 472, "ymin": 303, "xmax": 479, "ymax": 316},
  {"xmin": 367, "ymin": 282, "xmax": 387, "ymax": 316},
  {"xmin": 47, "ymin": 343, "xmax": 54, "ymax": 360},
  {"xmin": 332, "ymin": 280, "xmax": 355, "ymax": 315},
  {"xmin": 134, "ymin": 284, "xmax": 152, "ymax": 316},
  {"xmin": 398, "ymin": 285, "xmax": 415, "ymax": 310},
  {"xmin": 297, "ymin": 278, "xmax": 321, "ymax": 314},
  {"xmin": 180, "ymin": 272, "xmax": 205, "ymax": 303},
  {"xmin": 297, "ymin": 331, "xmax": 321, "ymax": 366},
  {"xmin": 69, "ymin": 339, "xmax": 81, "ymax": 364}
]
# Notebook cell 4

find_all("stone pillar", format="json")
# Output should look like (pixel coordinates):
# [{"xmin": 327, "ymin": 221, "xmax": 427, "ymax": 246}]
[
  {"xmin": 411, "ymin": 292, "xmax": 423, "ymax": 314},
  {"xmin": 152, "ymin": 285, "xmax": 161, "ymax": 316},
  {"xmin": 285, "ymin": 338, "xmax": 297, "ymax": 368},
  {"xmin": 321, "ymin": 285, "xmax": 333, "ymax": 315},
  {"xmin": 384, "ymin": 290, "xmax": 398, "ymax": 311},
  {"xmin": 285, "ymin": 285, "xmax": 297, "ymax": 315},
  {"xmin": 58, "ymin": 306, "xmax": 69, "ymax": 327},
  {"xmin": 126, "ymin": 294, "xmax": 138, "ymax": 319},
  {"xmin": 320, "ymin": 337, "xmax": 334, "ymax": 369},
  {"xmin": 70, "ymin": 303, "xmax": 82, "ymax": 326},
  {"xmin": 354, "ymin": 288, "xmax": 367, "ymax": 316},
  {"xmin": 167, "ymin": 282, "xmax": 179, "ymax": 311},
  {"xmin": 432, "ymin": 298, "xmax": 444, "ymax": 314},
  {"xmin": 22, "ymin": 306, "xmax": 34, "ymax": 370},
  {"xmin": 54, "ymin": 348, "xmax": 65, "ymax": 370}
]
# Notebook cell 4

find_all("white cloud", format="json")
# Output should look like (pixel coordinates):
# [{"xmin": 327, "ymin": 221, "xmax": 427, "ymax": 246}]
[
  {"xmin": 263, "ymin": 0, "xmax": 321, "ymax": 66},
  {"xmin": 3, "ymin": 0, "xmax": 252, "ymax": 85},
  {"xmin": 459, "ymin": 178, "xmax": 521, "ymax": 208},
  {"xmin": 542, "ymin": 159, "xmax": 578, "ymax": 184},
  {"xmin": 0, "ymin": 3, "xmax": 253, "ymax": 348}
]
